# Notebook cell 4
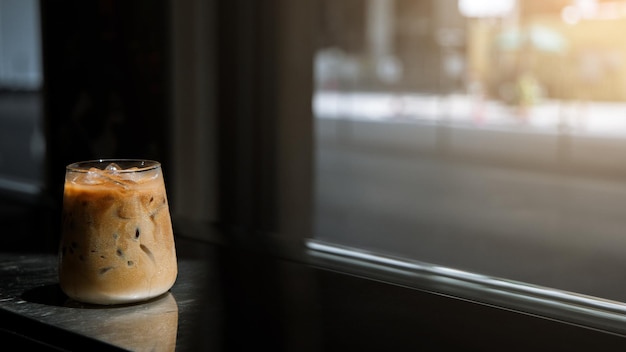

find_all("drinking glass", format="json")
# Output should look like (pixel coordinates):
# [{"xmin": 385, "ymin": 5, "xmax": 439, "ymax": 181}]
[{"xmin": 58, "ymin": 159, "xmax": 177, "ymax": 305}]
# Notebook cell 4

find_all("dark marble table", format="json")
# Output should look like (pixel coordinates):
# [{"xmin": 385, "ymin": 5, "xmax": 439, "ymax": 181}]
[{"xmin": 0, "ymin": 236, "xmax": 221, "ymax": 351}]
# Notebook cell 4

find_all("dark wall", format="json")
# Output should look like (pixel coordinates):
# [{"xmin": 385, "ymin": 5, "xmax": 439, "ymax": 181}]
[{"xmin": 40, "ymin": 0, "xmax": 171, "ymax": 202}]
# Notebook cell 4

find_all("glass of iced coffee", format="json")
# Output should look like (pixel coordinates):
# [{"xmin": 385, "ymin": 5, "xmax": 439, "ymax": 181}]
[{"xmin": 59, "ymin": 159, "xmax": 177, "ymax": 305}]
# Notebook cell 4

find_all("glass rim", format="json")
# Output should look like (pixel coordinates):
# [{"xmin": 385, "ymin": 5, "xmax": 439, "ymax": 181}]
[{"xmin": 66, "ymin": 159, "xmax": 161, "ymax": 173}]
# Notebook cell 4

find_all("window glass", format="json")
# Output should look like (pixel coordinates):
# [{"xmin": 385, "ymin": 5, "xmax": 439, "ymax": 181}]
[
  {"xmin": 313, "ymin": 0, "xmax": 626, "ymax": 302},
  {"xmin": 0, "ymin": 0, "xmax": 45, "ymax": 197}
]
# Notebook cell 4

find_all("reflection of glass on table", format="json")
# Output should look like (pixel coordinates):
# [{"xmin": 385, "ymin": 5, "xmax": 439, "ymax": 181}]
[{"xmin": 66, "ymin": 292, "xmax": 179, "ymax": 352}]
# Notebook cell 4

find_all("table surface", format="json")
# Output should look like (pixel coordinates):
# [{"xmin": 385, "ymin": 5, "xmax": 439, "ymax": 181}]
[{"xmin": 4, "ymin": 230, "xmax": 626, "ymax": 351}]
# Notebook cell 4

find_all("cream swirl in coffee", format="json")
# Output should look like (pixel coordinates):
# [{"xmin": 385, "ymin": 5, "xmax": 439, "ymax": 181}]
[{"xmin": 59, "ymin": 160, "xmax": 177, "ymax": 305}]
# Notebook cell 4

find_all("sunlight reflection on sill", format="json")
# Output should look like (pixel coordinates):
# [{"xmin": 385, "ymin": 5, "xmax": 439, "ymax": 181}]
[{"xmin": 306, "ymin": 239, "xmax": 626, "ymax": 335}]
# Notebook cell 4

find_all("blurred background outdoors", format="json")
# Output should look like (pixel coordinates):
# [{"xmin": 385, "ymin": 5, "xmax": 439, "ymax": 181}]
[
  {"xmin": 312, "ymin": 0, "xmax": 626, "ymax": 302},
  {"xmin": 0, "ymin": 0, "xmax": 43, "ymax": 197},
  {"xmin": 315, "ymin": 0, "xmax": 626, "ymax": 133}
]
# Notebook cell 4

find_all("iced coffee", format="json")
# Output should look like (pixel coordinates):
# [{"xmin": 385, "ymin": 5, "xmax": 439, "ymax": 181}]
[{"xmin": 59, "ymin": 159, "xmax": 177, "ymax": 305}]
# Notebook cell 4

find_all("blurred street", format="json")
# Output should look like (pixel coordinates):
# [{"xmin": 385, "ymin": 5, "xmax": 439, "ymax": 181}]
[
  {"xmin": 314, "ymin": 91, "xmax": 626, "ymax": 303},
  {"xmin": 314, "ymin": 92, "xmax": 626, "ymax": 136}
]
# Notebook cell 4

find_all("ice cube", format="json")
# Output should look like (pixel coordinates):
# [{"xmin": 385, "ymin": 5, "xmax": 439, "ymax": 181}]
[
  {"xmin": 74, "ymin": 168, "xmax": 106, "ymax": 185},
  {"xmin": 102, "ymin": 163, "xmax": 136, "ymax": 187},
  {"xmin": 115, "ymin": 167, "xmax": 159, "ymax": 183},
  {"xmin": 105, "ymin": 163, "xmax": 122, "ymax": 172},
  {"xmin": 118, "ymin": 169, "xmax": 143, "ymax": 183},
  {"xmin": 101, "ymin": 172, "xmax": 136, "ymax": 188}
]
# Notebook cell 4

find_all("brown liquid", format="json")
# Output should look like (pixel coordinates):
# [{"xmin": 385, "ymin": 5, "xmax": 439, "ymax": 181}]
[{"xmin": 59, "ymin": 164, "xmax": 177, "ymax": 305}]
